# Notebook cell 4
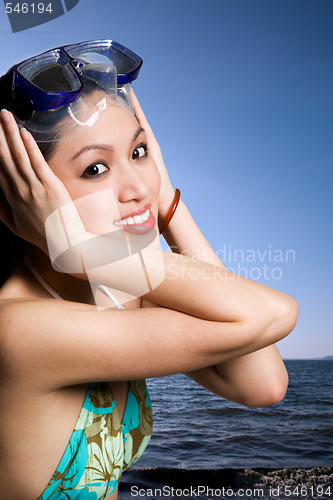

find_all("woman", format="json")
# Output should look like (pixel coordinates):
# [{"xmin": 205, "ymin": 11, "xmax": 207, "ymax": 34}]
[{"xmin": 0, "ymin": 40, "xmax": 298, "ymax": 500}]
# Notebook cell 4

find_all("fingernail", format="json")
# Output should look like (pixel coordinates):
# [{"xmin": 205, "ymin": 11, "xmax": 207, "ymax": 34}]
[
  {"xmin": 20, "ymin": 127, "xmax": 30, "ymax": 141},
  {"xmin": 1, "ymin": 109, "xmax": 11, "ymax": 123}
]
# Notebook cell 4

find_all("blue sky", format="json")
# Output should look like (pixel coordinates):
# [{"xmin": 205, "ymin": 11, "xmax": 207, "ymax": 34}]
[{"xmin": 0, "ymin": 0, "xmax": 332, "ymax": 358}]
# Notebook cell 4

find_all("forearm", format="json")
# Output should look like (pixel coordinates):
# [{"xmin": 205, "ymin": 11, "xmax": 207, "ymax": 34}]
[
  {"xmin": 161, "ymin": 195, "xmax": 290, "ymax": 404},
  {"xmin": 161, "ymin": 198, "xmax": 225, "ymax": 268},
  {"xmin": 46, "ymin": 195, "xmax": 297, "ymax": 353},
  {"xmin": 158, "ymin": 195, "xmax": 296, "ymax": 330},
  {"xmin": 186, "ymin": 345, "xmax": 289, "ymax": 406}
]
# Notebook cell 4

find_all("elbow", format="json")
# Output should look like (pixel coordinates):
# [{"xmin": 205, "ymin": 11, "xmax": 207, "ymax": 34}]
[
  {"xmin": 266, "ymin": 295, "xmax": 299, "ymax": 343},
  {"xmin": 254, "ymin": 374, "xmax": 288, "ymax": 407},
  {"xmin": 282, "ymin": 296, "xmax": 299, "ymax": 337},
  {"xmin": 242, "ymin": 295, "xmax": 299, "ymax": 349},
  {"xmin": 245, "ymin": 367, "xmax": 289, "ymax": 408},
  {"xmin": 269, "ymin": 375, "xmax": 289, "ymax": 405}
]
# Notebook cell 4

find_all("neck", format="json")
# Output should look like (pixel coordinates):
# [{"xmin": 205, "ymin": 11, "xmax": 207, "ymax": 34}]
[{"xmin": 24, "ymin": 244, "xmax": 95, "ymax": 305}]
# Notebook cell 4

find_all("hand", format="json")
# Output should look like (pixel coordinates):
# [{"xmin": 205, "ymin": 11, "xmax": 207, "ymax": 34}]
[
  {"xmin": 0, "ymin": 110, "xmax": 164, "ymax": 291},
  {"xmin": 0, "ymin": 109, "xmax": 79, "ymax": 255},
  {"xmin": 129, "ymin": 88, "xmax": 176, "ymax": 221}
]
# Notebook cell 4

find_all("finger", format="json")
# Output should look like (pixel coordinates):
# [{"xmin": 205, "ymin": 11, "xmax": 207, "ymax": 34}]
[
  {"xmin": 0, "ymin": 110, "xmax": 40, "ymax": 186},
  {"xmin": 0, "ymin": 118, "xmax": 19, "ymax": 181},
  {"xmin": 0, "ymin": 119, "xmax": 35, "ymax": 202},
  {"xmin": 129, "ymin": 88, "xmax": 154, "ymax": 135},
  {"xmin": 129, "ymin": 89, "xmax": 161, "ymax": 153},
  {"xmin": 20, "ymin": 129, "xmax": 54, "ymax": 184},
  {"xmin": 20, "ymin": 128, "xmax": 57, "ymax": 189}
]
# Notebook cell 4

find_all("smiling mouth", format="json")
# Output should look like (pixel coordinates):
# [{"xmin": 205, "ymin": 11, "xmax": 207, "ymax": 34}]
[{"xmin": 114, "ymin": 208, "xmax": 150, "ymax": 226}]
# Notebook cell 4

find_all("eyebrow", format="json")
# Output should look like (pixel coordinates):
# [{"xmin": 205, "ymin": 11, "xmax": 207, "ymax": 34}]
[{"xmin": 70, "ymin": 126, "xmax": 146, "ymax": 161}]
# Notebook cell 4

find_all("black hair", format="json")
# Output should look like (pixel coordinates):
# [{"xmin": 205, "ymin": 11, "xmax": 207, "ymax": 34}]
[{"xmin": 0, "ymin": 66, "xmax": 64, "ymax": 286}]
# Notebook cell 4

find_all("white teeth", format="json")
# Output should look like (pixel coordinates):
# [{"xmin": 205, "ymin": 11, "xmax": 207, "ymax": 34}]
[
  {"xmin": 142, "ymin": 209, "xmax": 149, "ymax": 222},
  {"xmin": 114, "ymin": 208, "xmax": 150, "ymax": 226}
]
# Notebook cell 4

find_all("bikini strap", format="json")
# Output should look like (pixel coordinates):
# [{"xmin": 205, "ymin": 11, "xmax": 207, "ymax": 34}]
[
  {"xmin": 98, "ymin": 285, "xmax": 126, "ymax": 310},
  {"xmin": 24, "ymin": 257, "xmax": 63, "ymax": 300},
  {"xmin": 24, "ymin": 257, "xmax": 125, "ymax": 309}
]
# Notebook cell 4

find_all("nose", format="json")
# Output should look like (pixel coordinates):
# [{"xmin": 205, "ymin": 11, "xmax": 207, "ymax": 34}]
[{"xmin": 116, "ymin": 162, "xmax": 150, "ymax": 204}]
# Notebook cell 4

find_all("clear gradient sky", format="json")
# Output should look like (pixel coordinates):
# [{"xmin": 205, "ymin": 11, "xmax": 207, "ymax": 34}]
[{"xmin": 0, "ymin": 0, "xmax": 332, "ymax": 358}]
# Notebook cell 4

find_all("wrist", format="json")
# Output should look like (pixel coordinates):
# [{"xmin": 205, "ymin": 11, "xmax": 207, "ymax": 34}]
[
  {"xmin": 158, "ymin": 187, "xmax": 177, "ymax": 220},
  {"xmin": 158, "ymin": 188, "xmax": 181, "ymax": 234}
]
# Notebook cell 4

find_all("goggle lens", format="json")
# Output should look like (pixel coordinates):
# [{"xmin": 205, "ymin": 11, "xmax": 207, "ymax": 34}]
[
  {"xmin": 64, "ymin": 40, "xmax": 142, "ymax": 85},
  {"xmin": 15, "ymin": 49, "xmax": 82, "ymax": 110},
  {"xmin": 11, "ymin": 39, "xmax": 142, "ymax": 140},
  {"xmin": 14, "ymin": 40, "xmax": 142, "ymax": 112}
]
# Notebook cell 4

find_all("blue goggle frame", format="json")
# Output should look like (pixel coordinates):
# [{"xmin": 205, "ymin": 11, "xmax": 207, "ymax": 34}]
[{"xmin": 13, "ymin": 39, "xmax": 142, "ymax": 112}]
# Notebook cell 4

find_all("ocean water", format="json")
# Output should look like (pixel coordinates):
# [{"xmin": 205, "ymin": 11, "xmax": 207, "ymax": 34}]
[{"xmin": 119, "ymin": 360, "xmax": 333, "ymax": 499}]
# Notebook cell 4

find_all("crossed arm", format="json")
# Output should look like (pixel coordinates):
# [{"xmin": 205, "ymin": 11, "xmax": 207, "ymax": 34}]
[
  {"xmin": 150, "ymin": 198, "xmax": 291, "ymax": 407},
  {"xmin": 0, "ymin": 103, "xmax": 298, "ymax": 397}
]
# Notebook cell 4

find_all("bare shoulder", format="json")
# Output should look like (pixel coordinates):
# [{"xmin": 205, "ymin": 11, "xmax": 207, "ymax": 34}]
[
  {"xmin": 0, "ymin": 297, "xmax": 88, "ymax": 378},
  {"xmin": 0, "ymin": 297, "xmax": 97, "ymax": 385},
  {"xmin": 0, "ymin": 298, "xmax": 115, "ymax": 371}
]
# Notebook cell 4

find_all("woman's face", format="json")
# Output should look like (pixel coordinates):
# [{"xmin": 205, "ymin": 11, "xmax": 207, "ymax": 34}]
[{"xmin": 47, "ymin": 102, "xmax": 161, "ymax": 236}]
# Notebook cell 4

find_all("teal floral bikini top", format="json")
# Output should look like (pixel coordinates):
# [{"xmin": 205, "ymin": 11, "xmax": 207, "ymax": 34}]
[
  {"xmin": 24, "ymin": 260, "xmax": 153, "ymax": 500},
  {"xmin": 38, "ymin": 380, "xmax": 153, "ymax": 499}
]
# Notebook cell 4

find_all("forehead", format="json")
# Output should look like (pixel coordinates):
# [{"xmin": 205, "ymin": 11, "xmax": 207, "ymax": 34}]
[{"xmin": 56, "ymin": 101, "xmax": 140, "ymax": 152}]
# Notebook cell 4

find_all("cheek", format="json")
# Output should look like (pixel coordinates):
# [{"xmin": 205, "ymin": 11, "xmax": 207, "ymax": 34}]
[
  {"xmin": 146, "ymin": 162, "xmax": 161, "ymax": 196},
  {"xmin": 48, "ymin": 159, "xmax": 120, "ymax": 234},
  {"xmin": 72, "ymin": 188, "xmax": 121, "ymax": 235}
]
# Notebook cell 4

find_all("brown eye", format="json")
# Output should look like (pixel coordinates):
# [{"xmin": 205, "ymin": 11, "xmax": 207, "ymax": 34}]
[
  {"xmin": 82, "ymin": 163, "xmax": 109, "ymax": 178},
  {"xmin": 132, "ymin": 144, "xmax": 148, "ymax": 160}
]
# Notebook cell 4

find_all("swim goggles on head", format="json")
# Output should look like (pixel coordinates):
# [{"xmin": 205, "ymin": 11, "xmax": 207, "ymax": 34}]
[{"xmin": 7, "ymin": 39, "xmax": 143, "ymax": 141}]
